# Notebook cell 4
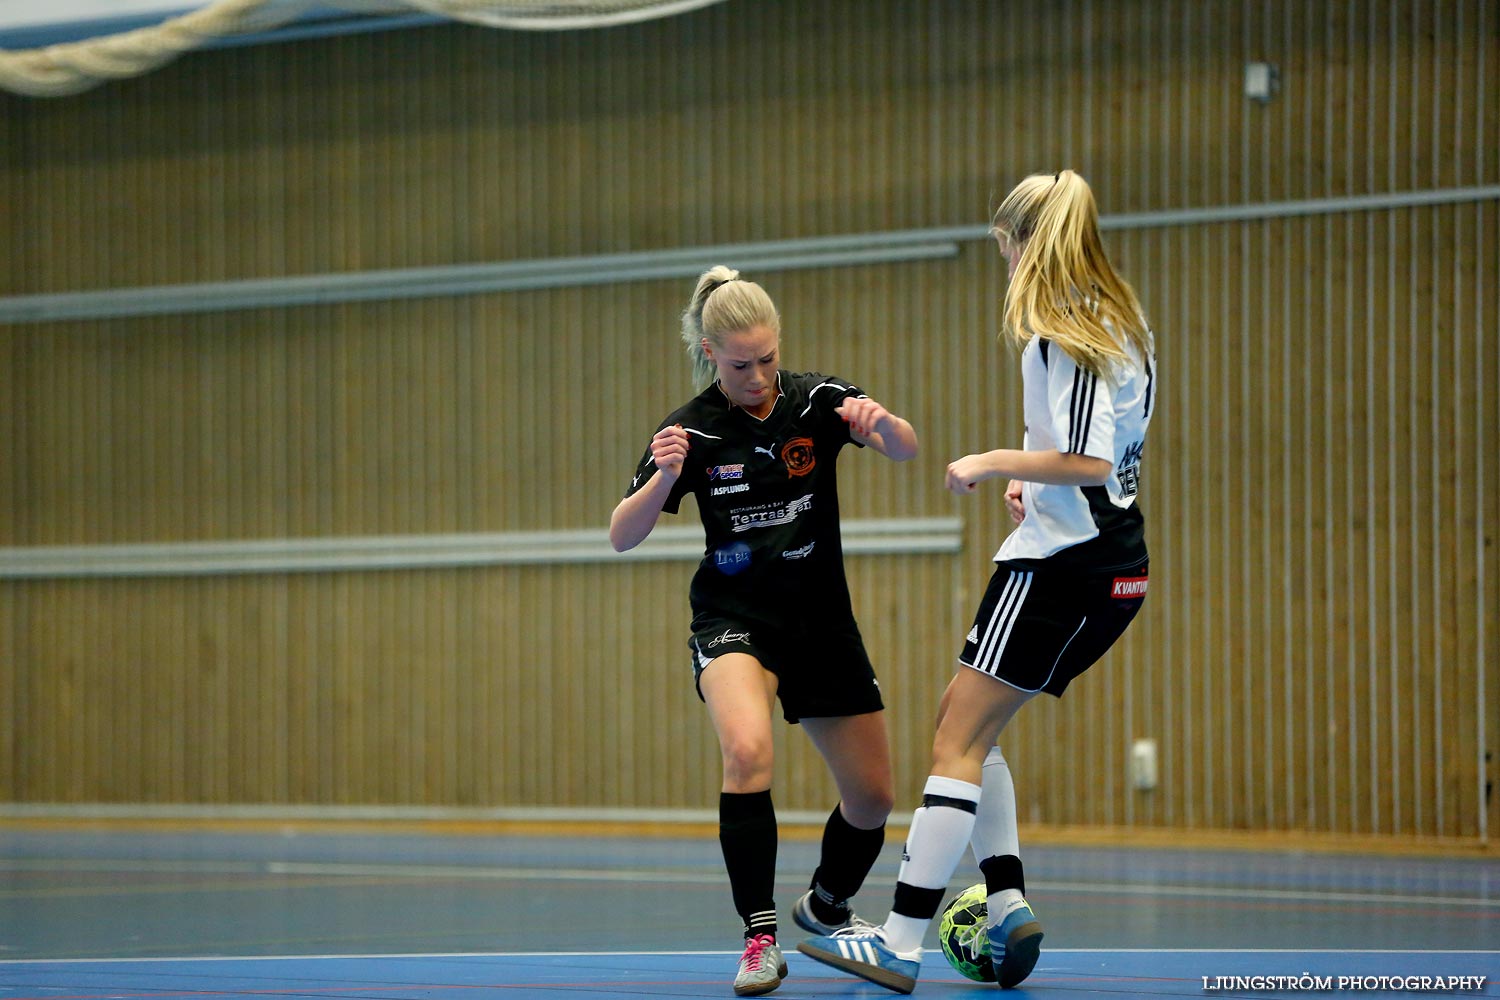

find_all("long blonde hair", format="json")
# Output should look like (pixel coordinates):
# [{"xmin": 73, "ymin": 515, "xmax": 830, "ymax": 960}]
[
  {"xmin": 679, "ymin": 265, "xmax": 781, "ymax": 390},
  {"xmin": 991, "ymin": 170, "xmax": 1150, "ymax": 377}
]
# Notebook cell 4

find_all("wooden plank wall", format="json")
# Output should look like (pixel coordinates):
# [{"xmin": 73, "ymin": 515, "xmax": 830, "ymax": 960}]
[{"xmin": 0, "ymin": 1, "xmax": 1495, "ymax": 840}]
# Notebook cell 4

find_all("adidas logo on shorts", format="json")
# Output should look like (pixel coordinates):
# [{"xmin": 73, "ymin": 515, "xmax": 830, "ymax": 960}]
[{"xmin": 965, "ymin": 625, "xmax": 979, "ymax": 644}]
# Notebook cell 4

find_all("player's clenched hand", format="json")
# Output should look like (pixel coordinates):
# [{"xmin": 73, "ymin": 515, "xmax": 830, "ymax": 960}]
[
  {"xmin": 1004, "ymin": 479, "xmax": 1026, "ymax": 523},
  {"xmin": 835, "ymin": 397, "xmax": 891, "ymax": 438},
  {"xmin": 945, "ymin": 453, "xmax": 995, "ymax": 495},
  {"xmin": 650, "ymin": 425, "xmax": 690, "ymax": 481}
]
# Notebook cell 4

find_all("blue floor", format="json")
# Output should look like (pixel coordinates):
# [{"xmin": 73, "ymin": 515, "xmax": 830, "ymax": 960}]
[
  {"xmin": 0, "ymin": 826, "xmax": 1495, "ymax": 997},
  {"xmin": 2, "ymin": 951, "xmax": 1496, "ymax": 999}
]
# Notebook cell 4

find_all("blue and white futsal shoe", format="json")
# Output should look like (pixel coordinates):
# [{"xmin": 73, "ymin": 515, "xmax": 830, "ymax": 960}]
[
  {"xmin": 988, "ymin": 895, "xmax": 1044, "ymax": 989},
  {"xmin": 796, "ymin": 925, "xmax": 921, "ymax": 994}
]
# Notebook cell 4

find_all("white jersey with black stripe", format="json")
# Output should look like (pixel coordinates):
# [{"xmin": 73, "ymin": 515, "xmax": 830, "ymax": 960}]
[{"xmin": 995, "ymin": 330, "xmax": 1155, "ymax": 567}]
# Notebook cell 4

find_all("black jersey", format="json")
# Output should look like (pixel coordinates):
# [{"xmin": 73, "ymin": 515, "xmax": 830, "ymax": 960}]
[{"xmin": 623, "ymin": 371, "xmax": 867, "ymax": 630}]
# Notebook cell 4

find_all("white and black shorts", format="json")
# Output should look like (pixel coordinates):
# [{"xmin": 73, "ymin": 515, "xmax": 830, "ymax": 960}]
[
  {"xmin": 959, "ymin": 558, "xmax": 1148, "ymax": 697},
  {"xmin": 688, "ymin": 615, "xmax": 885, "ymax": 724}
]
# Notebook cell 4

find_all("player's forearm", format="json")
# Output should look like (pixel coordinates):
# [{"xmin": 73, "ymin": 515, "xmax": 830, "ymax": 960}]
[
  {"xmin": 867, "ymin": 415, "xmax": 919, "ymax": 461},
  {"xmin": 609, "ymin": 473, "xmax": 676, "ymax": 551},
  {"xmin": 978, "ymin": 448, "xmax": 1112, "ymax": 486}
]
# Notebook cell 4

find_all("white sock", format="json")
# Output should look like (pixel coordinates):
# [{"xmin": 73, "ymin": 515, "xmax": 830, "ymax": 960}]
[
  {"xmin": 970, "ymin": 746, "xmax": 1020, "ymax": 861},
  {"xmin": 885, "ymin": 775, "xmax": 981, "ymax": 955},
  {"xmin": 971, "ymin": 747, "xmax": 1027, "ymax": 924}
]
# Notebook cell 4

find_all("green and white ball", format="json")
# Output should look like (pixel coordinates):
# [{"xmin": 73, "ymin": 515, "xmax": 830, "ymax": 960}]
[{"xmin": 938, "ymin": 882, "xmax": 997, "ymax": 983}]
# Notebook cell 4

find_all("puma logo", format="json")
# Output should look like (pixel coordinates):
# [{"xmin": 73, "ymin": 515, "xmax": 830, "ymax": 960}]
[{"xmin": 753, "ymin": 445, "xmax": 776, "ymax": 460}]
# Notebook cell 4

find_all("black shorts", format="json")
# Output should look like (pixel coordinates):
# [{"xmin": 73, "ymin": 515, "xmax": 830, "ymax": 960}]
[
  {"xmin": 688, "ymin": 615, "xmax": 885, "ymax": 724},
  {"xmin": 958, "ymin": 558, "xmax": 1148, "ymax": 697}
]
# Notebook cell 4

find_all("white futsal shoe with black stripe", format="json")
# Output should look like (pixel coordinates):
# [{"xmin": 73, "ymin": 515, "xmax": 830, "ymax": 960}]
[{"xmin": 796, "ymin": 925, "xmax": 921, "ymax": 994}]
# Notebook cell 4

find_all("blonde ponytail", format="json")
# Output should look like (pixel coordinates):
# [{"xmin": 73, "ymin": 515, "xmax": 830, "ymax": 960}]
[{"xmin": 992, "ymin": 170, "xmax": 1151, "ymax": 378}]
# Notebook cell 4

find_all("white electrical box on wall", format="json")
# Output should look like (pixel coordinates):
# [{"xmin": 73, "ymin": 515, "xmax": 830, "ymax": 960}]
[
  {"xmin": 1130, "ymin": 738, "xmax": 1159, "ymax": 791},
  {"xmin": 1245, "ymin": 61, "xmax": 1280, "ymax": 103}
]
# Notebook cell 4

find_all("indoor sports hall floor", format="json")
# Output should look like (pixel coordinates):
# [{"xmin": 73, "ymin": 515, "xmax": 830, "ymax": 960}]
[{"xmin": 0, "ymin": 823, "xmax": 1494, "ymax": 999}]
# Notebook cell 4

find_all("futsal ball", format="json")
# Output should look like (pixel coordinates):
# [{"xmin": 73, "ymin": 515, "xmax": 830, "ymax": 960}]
[{"xmin": 938, "ymin": 882, "xmax": 997, "ymax": 983}]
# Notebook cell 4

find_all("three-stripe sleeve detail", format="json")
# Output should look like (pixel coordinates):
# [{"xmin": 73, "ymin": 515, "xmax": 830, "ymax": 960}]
[{"xmin": 1068, "ymin": 368, "xmax": 1098, "ymax": 453}]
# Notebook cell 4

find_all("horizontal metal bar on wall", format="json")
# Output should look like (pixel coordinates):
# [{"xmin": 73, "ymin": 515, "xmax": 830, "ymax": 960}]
[
  {"xmin": 1102, "ymin": 185, "xmax": 1500, "ymax": 229},
  {"xmin": 2, "ymin": 186, "xmax": 1494, "ymax": 325},
  {"xmin": 0, "ymin": 518, "xmax": 963, "ymax": 579},
  {"xmin": 0, "ymin": 242, "xmax": 961, "ymax": 324}
]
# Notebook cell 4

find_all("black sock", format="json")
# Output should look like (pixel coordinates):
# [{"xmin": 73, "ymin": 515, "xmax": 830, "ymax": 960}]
[
  {"xmin": 979, "ymin": 853, "xmax": 1026, "ymax": 896},
  {"xmin": 807, "ymin": 804, "xmax": 886, "ymax": 924},
  {"xmin": 720, "ymin": 790, "xmax": 778, "ymax": 940}
]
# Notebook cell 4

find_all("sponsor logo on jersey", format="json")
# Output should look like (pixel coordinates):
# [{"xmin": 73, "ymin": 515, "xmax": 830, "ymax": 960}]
[
  {"xmin": 707, "ymin": 463, "xmax": 745, "ymax": 480},
  {"xmin": 1118, "ymin": 440, "xmax": 1145, "ymax": 498},
  {"xmin": 707, "ymin": 627, "xmax": 751, "ymax": 648},
  {"xmin": 711, "ymin": 483, "xmax": 750, "ymax": 496},
  {"xmin": 781, "ymin": 436, "xmax": 816, "ymax": 477},
  {"xmin": 729, "ymin": 494, "xmax": 814, "ymax": 532},
  {"xmin": 781, "ymin": 541, "xmax": 815, "ymax": 560},
  {"xmin": 714, "ymin": 542, "xmax": 752, "ymax": 575},
  {"xmin": 753, "ymin": 444, "xmax": 777, "ymax": 460},
  {"xmin": 1111, "ymin": 576, "xmax": 1149, "ymax": 598}
]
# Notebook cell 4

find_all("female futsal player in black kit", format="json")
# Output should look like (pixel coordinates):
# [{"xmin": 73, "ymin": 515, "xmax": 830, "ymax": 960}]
[{"xmin": 611, "ymin": 265, "xmax": 919, "ymax": 996}]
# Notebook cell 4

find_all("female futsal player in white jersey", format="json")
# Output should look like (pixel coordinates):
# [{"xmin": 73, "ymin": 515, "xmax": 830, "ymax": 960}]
[
  {"xmin": 800, "ymin": 170, "xmax": 1156, "ymax": 993},
  {"xmin": 611, "ymin": 266, "xmax": 918, "ymax": 996}
]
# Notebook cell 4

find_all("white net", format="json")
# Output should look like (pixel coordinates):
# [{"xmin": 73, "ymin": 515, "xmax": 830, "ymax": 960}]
[{"xmin": 0, "ymin": 0, "xmax": 729, "ymax": 97}]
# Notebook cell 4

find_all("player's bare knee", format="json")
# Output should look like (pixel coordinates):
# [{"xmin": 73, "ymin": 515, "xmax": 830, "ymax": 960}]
[
  {"xmin": 929, "ymin": 729, "xmax": 985, "ymax": 776},
  {"xmin": 719, "ymin": 741, "xmax": 773, "ymax": 790}
]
